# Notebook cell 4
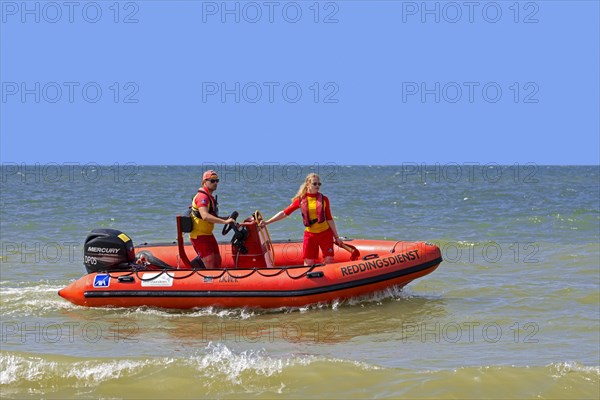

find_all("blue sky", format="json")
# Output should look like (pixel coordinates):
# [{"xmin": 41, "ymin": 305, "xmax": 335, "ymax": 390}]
[{"xmin": 1, "ymin": 1, "xmax": 599, "ymax": 165}]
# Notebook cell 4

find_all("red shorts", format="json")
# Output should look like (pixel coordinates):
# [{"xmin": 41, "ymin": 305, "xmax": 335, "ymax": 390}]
[
  {"xmin": 303, "ymin": 229, "xmax": 334, "ymax": 260},
  {"xmin": 190, "ymin": 235, "xmax": 220, "ymax": 258}
]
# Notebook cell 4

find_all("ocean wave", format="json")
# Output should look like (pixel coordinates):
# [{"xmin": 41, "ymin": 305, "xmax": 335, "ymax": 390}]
[
  {"xmin": 116, "ymin": 306, "xmax": 260, "ymax": 320},
  {"xmin": 0, "ymin": 343, "xmax": 383, "ymax": 388},
  {"xmin": 189, "ymin": 342, "xmax": 314, "ymax": 383},
  {"xmin": 0, "ymin": 281, "xmax": 63, "ymax": 294},
  {"xmin": 3, "ymin": 350, "xmax": 599, "ymax": 399},
  {"xmin": 0, "ymin": 283, "xmax": 75, "ymax": 317},
  {"xmin": 549, "ymin": 361, "xmax": 600, "ymax": 378}
]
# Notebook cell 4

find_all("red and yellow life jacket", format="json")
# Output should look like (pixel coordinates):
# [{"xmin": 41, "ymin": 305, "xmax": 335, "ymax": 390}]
[
  {"xmin": 300, "ymin": 193, "xmax": 326, "ymax": 227},
  {"xmin": 190, "ymin": 188, "xmax": 219, "ymax": 238}
]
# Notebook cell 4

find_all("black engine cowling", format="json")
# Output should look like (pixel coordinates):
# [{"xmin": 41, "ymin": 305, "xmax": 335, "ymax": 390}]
[{"xmin": 84, "ymin": 229, "xmax": 135, "ymax": 273}]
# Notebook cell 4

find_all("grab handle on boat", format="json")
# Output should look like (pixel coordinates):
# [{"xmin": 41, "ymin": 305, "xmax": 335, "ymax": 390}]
[
  {"xmin": 254, "ymin": 210, "xmax": 276, "ymax": 267},
  {"xmin": 306, "ymin": 271, "xmax": 324, "ymax": 278},
  {"xmin": 362, "ymin": 254, "xmax": 379, "ymax": 260},
  {"xmin": 176, "ymin": 215, "xmax": 193, "ymax": 269}
]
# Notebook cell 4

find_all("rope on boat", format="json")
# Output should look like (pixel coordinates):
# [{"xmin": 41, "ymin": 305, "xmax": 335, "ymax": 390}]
[{"xmin": 104, "ymin": 263, "xmax": 326, "ymax": 282}]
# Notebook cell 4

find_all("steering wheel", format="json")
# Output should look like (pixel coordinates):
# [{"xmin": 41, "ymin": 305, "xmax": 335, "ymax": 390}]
[
  {"xmin": 222, "ymin": 211, "xmax": 239, "ymax": 235},
  {"xmin": 254, "ymin": 210, "xmax": 275, "ymax": 266}
]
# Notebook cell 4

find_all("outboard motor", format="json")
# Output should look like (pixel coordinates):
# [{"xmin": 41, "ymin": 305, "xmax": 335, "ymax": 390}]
[{"xmin": 84, "ymin": 229, "xmax": 135, "ymax": 273}]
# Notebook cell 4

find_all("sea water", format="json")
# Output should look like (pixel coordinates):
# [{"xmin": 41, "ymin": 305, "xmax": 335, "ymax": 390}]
[{"xmin": 1, "ymin": 164, "xmax": 598, "ymax": 398}]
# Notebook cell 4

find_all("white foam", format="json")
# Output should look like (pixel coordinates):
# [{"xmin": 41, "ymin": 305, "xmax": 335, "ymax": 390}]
[
  {"xmin": 346, "ymin": 285, "xmax": 410, "ymax": 306},
  {"xmin": 1, "ymin": 283, "xmax": 78, "ymax": 316},
  {"xmin": 0, "ymin": 284, "xmax": 63, "ymax": 296},
  {"xmin": 1, "ymin": 345, "xmax": 381, "ymax": 388},
  {"xmin": 187, "ymin": 342, "xmax": 384, "ymax": 384},
  {"xmin": 189, "ymin": 342, "xmax": 314, "ymax": 383},
  {"xmin": 0, "ymin": 353, "xmax": 170, "ymax": 386},
  {"xmin": 66, "ymin": 359, "xmax": 166, "ymax": 383},
  {"xmin": 118, "ymin": 306, "xmax": 258, "ymax": 319},
  {"xmin": 549, "ymin": 361, "xmax": 600, "ymax": 378},
  {"xmin": 0, "ymin": 354, "xmax": 57, "ymax": 385}
]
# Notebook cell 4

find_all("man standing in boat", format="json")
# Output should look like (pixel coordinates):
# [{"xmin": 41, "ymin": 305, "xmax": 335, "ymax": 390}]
[
  {"xmin": 189, "ymin": 170, "xmax": 235, "ymax": 269},
  {"xmin": 261, "ymin": 173, "xmax": 343, "ymax": 266}
]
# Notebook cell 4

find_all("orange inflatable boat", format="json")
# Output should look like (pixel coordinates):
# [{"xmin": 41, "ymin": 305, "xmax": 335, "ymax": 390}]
[{"xmin": 59, "ymin": 212, "xmax": 442, "ymax": 309}]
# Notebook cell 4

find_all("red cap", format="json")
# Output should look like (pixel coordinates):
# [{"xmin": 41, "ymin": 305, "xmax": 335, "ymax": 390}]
[{"xmin": 202, "ymin": 170, "xmax": 218, "ymax": 181}]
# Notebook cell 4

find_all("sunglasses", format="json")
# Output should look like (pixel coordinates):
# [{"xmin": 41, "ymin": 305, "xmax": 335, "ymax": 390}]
[
  {"xmin": 311, "ymin": 182, "xmax": 322, "ymax": 186},
  {"xmin": 208, "ymin": 179, "xmax": 220, "ymax": 183}
]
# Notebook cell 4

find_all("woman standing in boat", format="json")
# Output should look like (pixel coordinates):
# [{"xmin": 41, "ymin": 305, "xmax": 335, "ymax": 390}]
[{"xmin": 261, "ymin": 173, "xmax": 343, "ymax": 266}]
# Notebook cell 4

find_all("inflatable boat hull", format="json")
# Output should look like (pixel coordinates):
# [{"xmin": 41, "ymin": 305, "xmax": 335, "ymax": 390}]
[{"xmin": 59, "ymin": 240, "xmax": 442, "ymax": 309}]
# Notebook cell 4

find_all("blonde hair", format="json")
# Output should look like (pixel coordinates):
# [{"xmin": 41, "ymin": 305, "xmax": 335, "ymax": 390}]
[{"xmin": 293, "ymin": 173, "xmax": 320, "ymax": 201}]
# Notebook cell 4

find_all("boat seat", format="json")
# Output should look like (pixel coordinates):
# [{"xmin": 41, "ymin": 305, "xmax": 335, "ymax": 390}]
[{"xmin": 179, "ymin": 213, "xmax": 193, "ymax": 233}]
